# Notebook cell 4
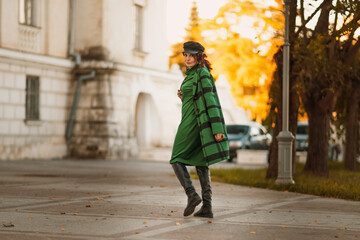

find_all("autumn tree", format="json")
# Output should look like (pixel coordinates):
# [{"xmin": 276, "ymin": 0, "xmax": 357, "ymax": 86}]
[
  {"xmin": 267, "ymin": 0, "xmax": 360, "ymax": 178},
  {"xmin": 296, "ymin": 0, "xmax": 360, "ymax": 176},
  {"xmin": 201, "ymin": 0, "xmax": 284, "ymax": 121}
]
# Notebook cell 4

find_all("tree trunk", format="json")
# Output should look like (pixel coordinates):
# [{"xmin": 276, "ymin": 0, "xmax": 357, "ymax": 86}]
[
  {"xmin": 289, "ymin": 86, "xmax": 299, "ymax": 176},
  {"xmin": 266, "ymin": 111, "xmax": 280, "ymax": 178},
  {"xmin": 289, "ymin": 61, "xmax": 300, "ymax": 175},
  {"xmin": 344, "ymin": 83, "xmax": 360, "ymax": 171},
  {"xmin": 303, "ymin": 106, "xmax": 330, "ymax": 176},
  {"xmin": 266, "ymin": 51, "xmax": 282, "ymax": 179}
]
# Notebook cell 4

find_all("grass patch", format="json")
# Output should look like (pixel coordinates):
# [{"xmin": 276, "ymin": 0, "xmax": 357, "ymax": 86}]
[{"xmin": 190, "ymin": 162, "xmax": 360, "ymax": 201}]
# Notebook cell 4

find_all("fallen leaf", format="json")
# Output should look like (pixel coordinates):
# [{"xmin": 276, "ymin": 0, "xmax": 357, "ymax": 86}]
[
  {"xmin": 135, "ymin": 232, "xmax": 140, "ymax": 234},
  {"xmin": 250, "ymin": 232, "xmax": 256, "ymax": 234},
  {"xmin": 86, "ymin": 205, "xmax": 91, "ymax": 208},
  {"xmin": 313, "ymin": 220, "xmax": 317, "ymax": 223},
  {"xmin": 28, "ymin": 217, "xmax": 33, "ymax": 220},
  {"xmin": 96, "ymin": 197, "xmax": 104, "ymax": 200},
  {"xmin": 337, "ymin": 227, "xmax": 347, "ymax": 230},
  {"xmin": 61, "ymin": 228, "xmax": 65, "ymax": 231},
  {"xmin": 176, "ymin": 222, "xmax": 181, "ymax": 226},
  {"xmin": 284, "ymin": 190, "xmax": 289, "ymax": 192},
  {"xmin": 335, "ymin": 236, "xmax": 339, "ymax": 238},
  {"xmin": 269, "ymin": 211, "xmax": 272, "ymax": 213},
  {"xmin": 60, "ymin": 212, "xmax": 66, "ymax": 215},
  {"xmin": 208, "ymin": 220, "xmax": 212, "ymax": 223},
  {"xmin": 168, "ymin": 214, "xmax": 171, "ymax": 216},
  {"xmin": 281, "ymin": 225, "xmax": 287, "ymax": 228},
  {"xmin": 160, "ymin": 185, "xmax": 165, "ymax": 188},
  {"xmin": 73, "ymin": 211, "xmax": 79, "ymax": 215},
  {"xmin": 3, "ymin": 223, "xmax": 14, "ymax": 228},
  {"xmin": 143, "ymin": 222, "xmax": 147, "ymax": 224}
]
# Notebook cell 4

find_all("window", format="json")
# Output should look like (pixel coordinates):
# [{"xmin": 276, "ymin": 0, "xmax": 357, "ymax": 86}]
[
  {"xmin": 26, "ymin": 76, "xmax": 40, "ymax": 120},
  {"xmin": 19, "ymin": 0, "xmax": 37, "ymax": 26},
  {"xmin": 134, "ymin": 4, "xmax": 143, "ymax": 51}
]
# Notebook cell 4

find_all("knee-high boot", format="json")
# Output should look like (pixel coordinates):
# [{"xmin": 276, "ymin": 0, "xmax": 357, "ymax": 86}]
[
  {"xmin": 194, "ymin": 166, "xmax": 213, "ymax": 218},
  {"xmin": 172, "ymin": 162, "xmax": 201, "ymax": 216}
]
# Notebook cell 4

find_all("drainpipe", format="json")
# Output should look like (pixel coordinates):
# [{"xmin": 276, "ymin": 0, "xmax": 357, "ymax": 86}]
[{"xmin": 66, "ymin": 0, "xmax": 96, "ymax": 139}]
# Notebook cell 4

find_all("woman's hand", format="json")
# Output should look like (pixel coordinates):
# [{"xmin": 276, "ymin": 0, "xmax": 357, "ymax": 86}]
[
  {"xmin": 214, "ymin": 133, "xmax": 224, "ymax": 142},
  {"xmin": 177, "ymin": 90, "xmax": 183, "ymax": 100}
]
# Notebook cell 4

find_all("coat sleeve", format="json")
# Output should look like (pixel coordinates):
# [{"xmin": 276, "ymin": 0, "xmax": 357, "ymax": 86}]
[{"xmin": 199, "ymin": 68, "xmax": 224, "ymax": 135}]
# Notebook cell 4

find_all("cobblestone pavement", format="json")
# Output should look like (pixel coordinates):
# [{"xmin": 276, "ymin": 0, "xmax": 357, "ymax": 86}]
[{"xmin": 0, "ymin": 159, "xmax": 359, "ymax": 240}]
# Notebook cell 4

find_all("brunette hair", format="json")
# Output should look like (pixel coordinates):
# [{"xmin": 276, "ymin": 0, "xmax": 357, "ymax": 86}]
[{"xmin": 194, "ymin": 52, "xmax": 212, "ymax": 72}]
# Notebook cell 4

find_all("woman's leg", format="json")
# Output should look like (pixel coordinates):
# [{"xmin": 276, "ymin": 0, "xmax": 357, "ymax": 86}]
[
  {"xmin": 194, "ymin": 166, "xmax": 213, "ymax": 218},
  {"xmin": 172, "ymin": 162, "xmax": 201, "ymax": 216}
]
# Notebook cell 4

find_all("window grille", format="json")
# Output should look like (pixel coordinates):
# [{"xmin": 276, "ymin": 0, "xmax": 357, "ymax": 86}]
[{"xmin": 26, "ymin": 75, "xmax": 40, "ymax": 120}]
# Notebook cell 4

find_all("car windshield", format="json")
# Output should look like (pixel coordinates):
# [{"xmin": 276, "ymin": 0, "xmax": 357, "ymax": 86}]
[
  {"xmin": 297, "ymin": 125, "xmax": 308, "ymax": 135},
  {"xmin": 226, "ymin": 125, "xmax": 249, "ymax": 135}
]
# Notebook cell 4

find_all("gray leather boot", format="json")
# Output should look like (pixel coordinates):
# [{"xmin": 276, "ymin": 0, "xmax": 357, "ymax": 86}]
[
  {"xmin": 172, "ymin": 162, "xmax": 201, "ymax": 216},
  {"xmin": 194, "ymin": 166, "xmax": 213, "ymax": 218}
]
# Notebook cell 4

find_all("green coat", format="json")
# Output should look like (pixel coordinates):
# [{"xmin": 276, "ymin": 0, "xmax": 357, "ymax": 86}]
[{"xmin": 193, "ymin": 66, "xmax": 230, "ymax": 165}]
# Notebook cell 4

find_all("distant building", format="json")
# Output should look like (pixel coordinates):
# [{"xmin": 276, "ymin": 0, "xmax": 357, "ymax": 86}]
[{"xmin": 0, "ymin": 0, "xmax": 248, "ymax": 161}]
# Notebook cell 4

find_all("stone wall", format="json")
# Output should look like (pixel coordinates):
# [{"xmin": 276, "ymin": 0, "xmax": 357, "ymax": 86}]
[
  {"xmin": 66, "ymin": 60, "xmax": 183, "ymax": 160},
  {"xmin": 0, "ymin": 48, "xmax": 72, "ymax": 160}
]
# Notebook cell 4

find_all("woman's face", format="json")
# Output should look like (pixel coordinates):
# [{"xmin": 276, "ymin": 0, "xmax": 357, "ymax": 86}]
[{"xmin": 183, "ymin": 52, "xmax": 198, "ymax": 68}]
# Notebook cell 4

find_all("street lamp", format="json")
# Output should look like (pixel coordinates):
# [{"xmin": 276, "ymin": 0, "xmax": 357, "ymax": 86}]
[{"xmin": 276, "ymin": 0, "xmax": 295, "ymax": 185}]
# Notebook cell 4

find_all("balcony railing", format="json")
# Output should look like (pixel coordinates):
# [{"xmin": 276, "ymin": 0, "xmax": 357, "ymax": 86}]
[{"xmin": 18, "ymin": 24, "xmax": 40, "ymax": 53}]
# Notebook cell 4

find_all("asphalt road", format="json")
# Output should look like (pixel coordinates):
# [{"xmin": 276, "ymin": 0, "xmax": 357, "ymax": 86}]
[{"xmin": 0, "ymin": 159, "xmax": 359, "ymax": 240}]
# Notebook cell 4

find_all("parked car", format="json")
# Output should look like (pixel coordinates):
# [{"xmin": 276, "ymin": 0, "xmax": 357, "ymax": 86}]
[
  {"xmin": 226, "ymin": 122, "xmax": 272, "ymax": 162},
  {"xmin": 295, "ymin": 122, "xmax": 309, "ymax": 151},
  {"xmin": 295, "ymin": 121, "xmax": 341, "ymax": 160}
]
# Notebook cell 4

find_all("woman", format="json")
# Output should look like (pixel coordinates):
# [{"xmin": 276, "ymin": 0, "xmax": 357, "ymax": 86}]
[{"xmin": 170, "ymin": 41, "xmax": 229, "ymax": 218}]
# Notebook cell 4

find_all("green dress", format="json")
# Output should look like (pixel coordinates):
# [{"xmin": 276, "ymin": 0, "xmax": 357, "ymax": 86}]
[{"xmin": 170, "ymin": 65, "xmax": 206, "ymax": 166}]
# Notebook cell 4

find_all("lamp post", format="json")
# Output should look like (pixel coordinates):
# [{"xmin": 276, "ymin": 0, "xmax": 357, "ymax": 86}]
[{"xmin": 276, "ymin": 0, "xmax": 295, "ymax": 185}]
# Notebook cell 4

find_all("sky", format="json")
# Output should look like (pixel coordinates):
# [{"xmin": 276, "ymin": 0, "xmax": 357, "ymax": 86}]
[{"xmin": 166, "ymin": 0, "xmax": 227, "ymax": 45}]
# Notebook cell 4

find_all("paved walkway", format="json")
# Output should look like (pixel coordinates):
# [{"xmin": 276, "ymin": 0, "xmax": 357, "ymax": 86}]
[{"xmin": 0, "ymin": 159, "xmax": 359, "ymax": 240}]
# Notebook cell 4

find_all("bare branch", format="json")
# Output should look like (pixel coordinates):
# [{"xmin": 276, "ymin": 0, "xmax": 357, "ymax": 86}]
[
  {"xmin": 295, "ymin": 0, "xmax": 330, "ymax": 38},
  {"xmin": 314, "ymin": 0, "xmax": 332, "ymax": 35}
]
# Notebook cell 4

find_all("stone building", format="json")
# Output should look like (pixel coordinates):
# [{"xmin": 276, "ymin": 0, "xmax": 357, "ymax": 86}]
[{"xmin": 0, "ymin": 0, "xmax": 248, "ymax": 161}]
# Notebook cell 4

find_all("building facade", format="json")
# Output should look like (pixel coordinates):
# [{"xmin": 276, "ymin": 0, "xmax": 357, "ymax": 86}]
[{"xmin": 0, "ymin": 0, "xmax": 248, "ymax": 161}]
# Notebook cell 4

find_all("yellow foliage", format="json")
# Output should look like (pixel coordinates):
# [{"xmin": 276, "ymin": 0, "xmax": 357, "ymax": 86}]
[
  {"xmin": 169, "ymin": 0, "xmax": 284, "ymax": 121},
  {"xmin": 202, "ymin": 0, "xmax": 283, "ymax": 121}
]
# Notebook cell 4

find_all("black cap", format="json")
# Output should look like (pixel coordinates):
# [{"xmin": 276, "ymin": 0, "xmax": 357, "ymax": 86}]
[{"xmin": 183, "ymin": 41, "xmax": 205, "ymax": 54}]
